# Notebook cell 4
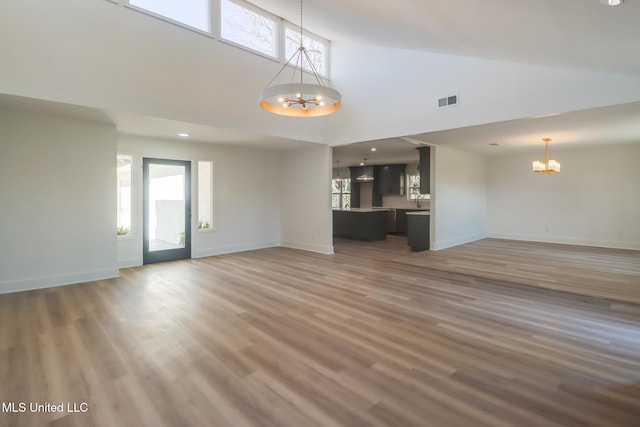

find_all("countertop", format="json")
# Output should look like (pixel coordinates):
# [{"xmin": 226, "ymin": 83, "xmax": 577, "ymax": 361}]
[
  {"xmin": 333, "ymin": 208, "xmax": 391, "ymax": 212},
  {"xmin": 405, "ymin": 211, "xmax": 431, "ymax": 216},
  {"xmin": 373, "ymin": 207, "xmax": 430, "ymax": 211}
]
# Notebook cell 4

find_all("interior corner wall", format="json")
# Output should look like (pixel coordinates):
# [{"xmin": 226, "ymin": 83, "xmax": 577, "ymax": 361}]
[
  {"xmin": 432, "ymin": 146, "xmax": 488, "ymax": 250},
  {"xmin": 280, "ymin": 144, "xmax": 333, "ymax": 254},
  {"xmin": 487, "ymin": 142, "xmax": 640, "ymax": 250},
  {"xmin": 0, "ymin": 109, "xmax": 118, "ymax": 294},
  {"xmin": 328, "ymin": 42, "xmax": 640, "ymax": 145},
  {"xmin": 117, "ymin": 135, "xmax": 283, "ymax": 267}
]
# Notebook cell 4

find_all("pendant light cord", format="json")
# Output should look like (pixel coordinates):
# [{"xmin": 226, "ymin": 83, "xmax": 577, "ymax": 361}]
[
  {"xmin": 545, "ymin": 140, "xmax": 550, "ymax": 167},
  {"xmin": 300, "ymin": 0, "xmax": 304, "ymax": 86}
]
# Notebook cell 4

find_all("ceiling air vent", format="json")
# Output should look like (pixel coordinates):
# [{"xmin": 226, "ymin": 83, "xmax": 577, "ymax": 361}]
[{"xmin": 437, "ymin": 94, "xmax": 458, "ymax": 109}]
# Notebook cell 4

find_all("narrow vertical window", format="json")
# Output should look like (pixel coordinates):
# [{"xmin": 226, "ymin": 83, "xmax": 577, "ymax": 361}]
[
  {"xmin": 117, "ymin": 154, "xmax": 133, "ymax": 236},
  {"xmin": 198, "ymin": 161, "xmax": 213, "ymax": 230}
]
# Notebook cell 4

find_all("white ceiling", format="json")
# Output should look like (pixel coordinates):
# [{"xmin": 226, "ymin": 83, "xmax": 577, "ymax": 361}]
[
  {"xmin": 4, "ymin": 0, "xmax": 639, "ymax": 159},
  {"xmin": 117, "ymin": 0, "xmax": 640, "ymax": 159},
  {"xmin": 261, "ymin": 0, "xmax": 640, "ymax": 165},
  {"xmin": 253, "ymin": 0, "xmax": 640, "ymax": 75},
  {"xmin": 109, "ymin": 111, "xmax": 310, "ymax": 150},
  {"xmin": 0, "ymin": 94, "xmax": 310, "ymax": 151},
  {"xmin": 333, "ymin": 101, "xmax": 640, "ymax": 165},
  {"xmin": 408, "ymin": 101, "xmax": 640, "ymax": 155},
  {"xmin": 332, "ymin": 137, "xmax": 425, "ymax": 167}
]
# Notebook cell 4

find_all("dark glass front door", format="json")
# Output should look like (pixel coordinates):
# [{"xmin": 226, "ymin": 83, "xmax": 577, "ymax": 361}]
[{"xmin": 143, "ymin": 158, "xmax": 191, "ymax": 264}]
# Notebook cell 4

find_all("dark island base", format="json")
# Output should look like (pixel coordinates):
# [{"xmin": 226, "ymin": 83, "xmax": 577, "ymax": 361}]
[
  {"xmin": 407, "ymin": 214, "xmax": 430, "ymax": 251},
  {"xmin": 333, "ymin": 210, "xmax": 388, "ymax": 241}
]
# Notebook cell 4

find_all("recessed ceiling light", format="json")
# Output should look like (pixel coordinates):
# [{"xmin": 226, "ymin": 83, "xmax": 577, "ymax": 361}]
[
  {"xmin": 600, "ymin": 0, "xmax": 622, "ymax": 6},
  {"xmin": 359, "ymin": 162, "xmax": 364, "ymax": 166},
  {"xmin": 371, "ymin": 147, "xmax": 377, "ymax": 152},
  {"xmin": 178, "ymin": 133, "xmax": 189, "ymax": 137}
]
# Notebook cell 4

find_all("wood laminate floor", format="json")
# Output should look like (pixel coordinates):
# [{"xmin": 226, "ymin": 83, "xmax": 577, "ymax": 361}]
[
  {"xmin": 1, "ymin": 237, "xmax": 640, "ymax": 426},
  {"xmin": 393, "ymin": 238, "xmax": 640, "ymax": 305}
]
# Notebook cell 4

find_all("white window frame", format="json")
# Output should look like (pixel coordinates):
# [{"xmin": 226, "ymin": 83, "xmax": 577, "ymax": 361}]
[
  {"xmin": 283, "ymin": 22, "xmax": 329, "ymax": 78},
  {"xmin": 332, "ymin": 178, "xmax": 351, "ymax": 210},
  {"xmin": 116, "ymin": 0, "xmax": 333, "ymax": 80},
  {"xmin": 125, "ymin": 0, "xmax": 214, "ymax": 36},
  {"xmin": 218, "ymin": 0, "xmax": 280, "ymax": 60},
  {"xmin": 197, "ymin": 161, "xmax": 215, "ymax": 232},
  {"xmin": 117, "ymin": 153, "xmax": 135, "ymax": 239}
]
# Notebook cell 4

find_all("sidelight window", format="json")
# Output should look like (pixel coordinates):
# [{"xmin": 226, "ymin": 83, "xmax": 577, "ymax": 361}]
[
  {"xmin": 198, "ymin": 161, "xmax": 213, "ymax": 230},
  {"xmin": 117, "ymin": 154, "xmax": 133, "ymax": 236}
]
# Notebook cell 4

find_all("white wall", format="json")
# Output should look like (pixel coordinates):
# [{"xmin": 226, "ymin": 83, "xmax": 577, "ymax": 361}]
[
  {"xmin": 280, "ymin": 144, "xmax": 333, "ymax": 254},
  {"xmin": 1, "ymin": 0, "xmax": 635, "ymax": 271},
  {"xmin": 3, "ymin": 1, "xmax": 640, "ymax": 151},
  {"xmin": 0, "ymin": 109, "xmax": 118, "ymax": 293},
  {"xmin": 488, "ymin": 142, "xmax": 640, "ymax": 250},
  {"xmin": 117, "ymin": 135, "xmax": 283, "ymax": 267},
  {"xmin": 0, "ymin": 0, "xmax": 329, "ymax": 144},
  {"xmin": 329, "ymin": 42, "xmax": 640, "ymax": 145},
  {"xmin": 432, "ymin": 146, "xmax": 488, "ymax": 250}
]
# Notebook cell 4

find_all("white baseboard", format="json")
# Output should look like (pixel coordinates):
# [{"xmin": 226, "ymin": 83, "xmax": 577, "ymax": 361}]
[
  {"xmin": 281, "ymin": 241, "xmax": 334, "ymax": 255},
  {"xmin": 192, "ymin": 241, "xmax": 280, "ymax": 258},
  {"xmin": 118, "ymin": 258, "xmax": 142, "ymax": 269},
  {"xmin": 0, "ymin": 268, "xmax": 120, "ymax": 295},
  {"xmin": 431, "ymin": 233, "xmax": 488, "ymax": 251},
  {"xmin": 488, "ymin": 232, "xmax": 640, "ymax": 251}
]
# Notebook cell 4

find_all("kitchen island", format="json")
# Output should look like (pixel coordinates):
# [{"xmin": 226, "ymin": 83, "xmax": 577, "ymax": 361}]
[
  {"xmin": 333, "ymin": 208, "xmax": 390, "ymax": 241},
  {"xmin": 406, "ymin": 211, "xmax": 430, "ymax": 251}
]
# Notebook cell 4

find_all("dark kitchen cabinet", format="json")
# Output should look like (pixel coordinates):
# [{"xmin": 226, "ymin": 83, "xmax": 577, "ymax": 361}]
[
  {"xmin": 350, "ymin": 165, "xmax": 373, "ymax": 182},
  {"xmin": 375, "ymin": 164, "xmax": 406, "ymax": 196},
  {"xmin": 333, "ymin": 210, "xmax": 388, "ymax": 241},
  {"xmin": 417, "ymin": 147, "xmax": 430, "ymax": 195},
  {"xmin": 350, "ymin": 166, "xmax": 377, "ymax": 208},
  {"xmin": 395, "ymin": 209, "xmax": 425, "ymax": 235},
  {"xmin": 349, "ymin": 167, "xmax": 361, "ymax": 208},
  {"xmin": 395, "ymin": 209, "xmax": 409, "ymax": 235},
  {"xmin": 372, "ymin": 166, "xmax": 382, "ymax": 207},
  {"xmin": 407, "ymin": 212, "xmax": 430, "ymax": 252}
]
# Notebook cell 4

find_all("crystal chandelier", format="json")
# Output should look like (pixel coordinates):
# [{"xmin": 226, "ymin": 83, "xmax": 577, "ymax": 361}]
[
  {"xmin": 259, "ymin": 0, "xmax": 341, "ymax": 117},
  {"xmin": 532, "ymin": 137, "xmax": 561, "ymax": 174}
]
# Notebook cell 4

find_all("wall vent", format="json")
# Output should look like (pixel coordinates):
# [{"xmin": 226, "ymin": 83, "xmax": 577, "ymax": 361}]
[{"xmin": 437, "ymin": 94, "xmax": 458, "ymax": 109}]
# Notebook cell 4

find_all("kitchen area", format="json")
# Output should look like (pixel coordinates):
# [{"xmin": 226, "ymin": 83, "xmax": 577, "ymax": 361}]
[{"xmin": 332, "ymin": 139, "xmax": 432, "ymax": 251}]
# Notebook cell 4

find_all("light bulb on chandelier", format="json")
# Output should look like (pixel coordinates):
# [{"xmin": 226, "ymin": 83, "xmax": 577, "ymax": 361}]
[
  {"xmin": 259, "ymin": 0, "xmax": 341, "ymax": 117},
  {"xmin": 532, "ymin": 138, "xmax": 561, "ymax": 174}
]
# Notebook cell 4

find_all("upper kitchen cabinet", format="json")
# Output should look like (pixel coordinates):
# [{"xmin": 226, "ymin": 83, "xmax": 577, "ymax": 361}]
[
  {"xmin": 417, "ymin": 147, "xmax": 431, "ymax": 195},
  {"xmin": 350, "ymin": 165, "xmax": 374, "ymax": 182},
  {"xmin": 375, "ymin": 164, "xmax": 406, "ymax": 195},
  {"xmin": 349, "ymin": 166, "xmax": 362, "ymax": 208},
  {"xmin": 350, "ymin": 166, "xmax": 375, "ymax": 208}
]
